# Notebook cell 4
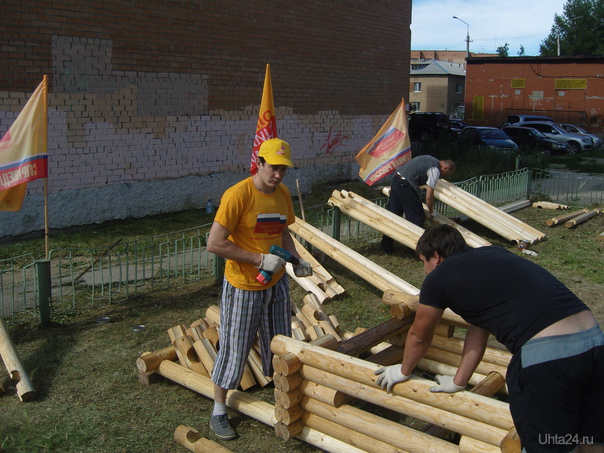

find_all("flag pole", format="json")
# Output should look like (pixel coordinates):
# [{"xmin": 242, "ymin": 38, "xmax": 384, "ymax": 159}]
[{"xmin": 42, "ymin": 75, "xmax": 49, "ymax": 259}]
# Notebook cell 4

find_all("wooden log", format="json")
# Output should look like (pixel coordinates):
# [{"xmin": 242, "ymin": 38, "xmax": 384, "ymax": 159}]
[
  {"xmin": 273, "ymin": 372, "xmax": 304, "ymax": 392},
  {"xmin": 0, "ymin": 318, "xmax": 36, "ymax": 402},
  {"xmin": 274, "ymin": 388, "xmax": 304, "ymax": 409},
  {"xmin": 421, "ymin": 371, "xmax": 506, "ymax": 438},
  {"xmin": 430, "ymin": 335, "xmax": 512, "ymax": 368},
  {"xmin": 299, "ymin": 364, "xmax": 509, "ymax": 447},
  {"xmin": 273, "ymin": 352, "xmax": 301, "ymax": 376},
  {"xmin": 459, "ymin": 435, "xmax": 501, "ymax": 453},
  {"xmin": 302, "ymin": 395, "xmax": 458, "ymax": 453},
  {"xmin": 192, "ymin": 338, "xmax": 217, "ymax": 375},
  {"xmin": 247, "ymin": 346, "xmax": 271, "ymax": 387},
  {"xmin": 545, "ymin": 208, "xmax": 589, "ymax": 226},
  {"xmin": 202, "ymin": 325, "xmax": 219, "ymax": 349},
  {"xmin": 273, "ymin": 420, "xmax": 305, "ymax": 441},
  {"xmin": 337, "ymin": 316, "xmax": 415, "ymax": 357},
  {"xmin": 174, "ymin": 425, "xmax": 233, "ymax": 453},
  {"xmin": 136, "ymin": 346, "xmax": 178, "ymax": 373},
  {"xmin": 271, "ymin": 335, "xmax": 514, "ymax": 432},
  {"xmin": 299, "ymin": 380, "xmax": 351, "ymax": 407},
  {"xmin": 275, "ymin": 403, "xmax": 305, "ymax": 425},
  {"xmin": 424, "ymin": 347, "xmax": 508, "ymax": 378},
  {"xmin": 289, "ymin": 217, "xmax": 420, "ymax": 296},
  {"xmin": 500, "ymin": 427, "xmax": 522, "ymax": 453},
  {"xmin": 598, "ymin": 231, "xmax": 604, "ymax": 242},
  {"xmin": 383, "ymin": 291, "xmax": 468, "ymax": 328},
  {"xmin": 366, "ymin": 344, "xmax": 404, "ymax": 366},
  {"xmin": 205, "ymin": 305, "xmax": 221, "ymax": 326},
  {"xmin": 301, "ymin": 412, "xmax": 410, "ymax": 453},
  {"xmin": 532, "ymin": 201, "xmax": 569, "ymax": 210},
  {"xmin": 293, "ymin": 236, "xmax": 346, "ymax": 298},
  {"xmin": 417, "ymin": 358, "xmax": 488, "ymax": 389},
  {"xmin": 157, "ymin": 361, "xmax": 358, "ymax": 453},
  {"xmin": 174, "ymin": 335, "xmax": 209, "ymax": 377},
  {"xmin": 286, "ymin": 265, "xmax": 330, "ymax": 304},
  {"xmin": 565, "ymin": 208, "xmax": 603, "ymax": 228}
]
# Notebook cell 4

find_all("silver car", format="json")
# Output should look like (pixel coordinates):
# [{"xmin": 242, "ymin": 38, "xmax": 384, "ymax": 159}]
[
  {"xmin": 517, "ymin": 122, "xmax": 593, "ymax": 154},
  {"xmin": 558, "ymin": 123, "xmax": 602, "ymax": 149}
]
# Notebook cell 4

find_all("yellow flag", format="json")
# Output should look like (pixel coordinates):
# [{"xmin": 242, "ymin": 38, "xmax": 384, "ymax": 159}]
[
  {"xmin": 355, "ymin": 100, "xmax": 412, "ymax": 186},
  {"xmin": 250, "ymin": 64, "xmax": 278, "ymax": 175},
  {"xmin": 0, "ymin": 77, "xmax": 48, "ymax": 211}
]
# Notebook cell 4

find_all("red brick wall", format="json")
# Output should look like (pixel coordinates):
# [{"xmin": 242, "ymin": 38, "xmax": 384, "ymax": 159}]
[{"xmin": 2, "ymin": 0, "xmax": 411, "ymax": 115}]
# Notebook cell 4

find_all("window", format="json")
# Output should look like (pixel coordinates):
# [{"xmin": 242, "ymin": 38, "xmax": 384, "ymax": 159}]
[
  {"xmin": 455, "ymin": 83, "xmax": 463, "ymax": 94},
  {"xmin": 413, "ymin": 82, "xmax": 422, "ymax": 92},
  {"xmin": 410, "ymin": 102, "xmax": 420, "ymax": 112}
]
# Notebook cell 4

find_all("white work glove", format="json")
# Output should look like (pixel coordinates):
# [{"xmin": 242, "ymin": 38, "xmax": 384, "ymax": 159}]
[
  {"xmin": 258, "ymin": 254, "xmax": 286, "ymax": 274},
  {"xmin": 374, "ymin": 365, "xmax": 410, "ymax": 393},
  {"xmin": 430, "ymin": 374, "xmax": 466, "ymax": 393},
  {"xmin": 293, "ymin": 260, "xmax": 313, "ymax": 277}
]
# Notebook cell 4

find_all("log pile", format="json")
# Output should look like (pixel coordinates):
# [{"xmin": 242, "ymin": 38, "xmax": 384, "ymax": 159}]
[
  {"xmin": 544, "ymin": 207, "xmax": 603, "ymax": 229},
  {"xmin": 330, "ymin": 190, "xmax": 491, "ymax": 249},
  {"xmin": 401, "ymin": 179, "xmax": 547, "ymax": 245}
]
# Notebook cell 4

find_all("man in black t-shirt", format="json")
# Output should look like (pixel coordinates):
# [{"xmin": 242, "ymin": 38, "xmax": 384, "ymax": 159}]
[{"xmin": 375, "ymin": 224, "xmax": 604, "ymax": 453}]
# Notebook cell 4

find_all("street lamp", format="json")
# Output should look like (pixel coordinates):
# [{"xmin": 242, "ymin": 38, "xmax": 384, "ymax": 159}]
[{"xmin": 453, "ymin": 16, "xmax": 471, "ymax": 59}]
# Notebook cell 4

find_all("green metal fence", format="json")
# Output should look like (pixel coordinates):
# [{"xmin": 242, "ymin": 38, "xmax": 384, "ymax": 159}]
[{"xmin": 1, "ymin": 167, "xmax": 602, "ymax": 324}]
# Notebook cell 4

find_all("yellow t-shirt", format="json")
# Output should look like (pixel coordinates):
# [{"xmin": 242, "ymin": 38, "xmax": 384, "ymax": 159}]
[{"xmin": 214, "ymin": 177, "xmax": 295, "ymax": 290}]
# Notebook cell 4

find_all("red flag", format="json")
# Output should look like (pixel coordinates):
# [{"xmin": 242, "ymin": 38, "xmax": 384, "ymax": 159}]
[
  {"xmin": 0, "ymin": 77, "xmax": 48, "ymax": 211},
  {"xmin": 355, "ymin": 100, "xmax": 412, "ymax": 186},
  {"xmin": 250, "ymin": 64, "xmax": 278, "ymax": 175}
]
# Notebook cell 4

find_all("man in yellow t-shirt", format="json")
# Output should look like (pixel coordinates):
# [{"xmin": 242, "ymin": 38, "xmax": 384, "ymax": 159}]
[{"xmin": 206, "ymin": 138, "xmax": 312, "ymax": 440}]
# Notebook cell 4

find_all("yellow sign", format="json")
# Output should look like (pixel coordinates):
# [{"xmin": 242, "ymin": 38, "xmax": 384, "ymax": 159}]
[
  {"xmin": 555, "ymin": 79, "xmax": 587, "ymax": 90},
  {"xmin": 511, "ymin": 79, "xmax": 525, "ymax": 88}
]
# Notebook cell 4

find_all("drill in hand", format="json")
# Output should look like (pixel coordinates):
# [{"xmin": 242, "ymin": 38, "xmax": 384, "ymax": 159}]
[{"xmin": 256, "ymin": 245, "xmax": 300, "ymax": 285}]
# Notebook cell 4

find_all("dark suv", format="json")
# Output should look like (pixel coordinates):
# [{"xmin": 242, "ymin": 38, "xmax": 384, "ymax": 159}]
[
  {"xmin": 408, "ymin": 112, "xmax": 449, "ymax": 142},
  {"xmin": 501, "ymin": 126, "xmax": 568, "ymax": 155}
]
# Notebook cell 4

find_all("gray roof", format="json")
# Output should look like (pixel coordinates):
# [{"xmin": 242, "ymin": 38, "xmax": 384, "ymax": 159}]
[{"xmin": 410, "ymin": 59, "xmax": 466, "ymax": 76}]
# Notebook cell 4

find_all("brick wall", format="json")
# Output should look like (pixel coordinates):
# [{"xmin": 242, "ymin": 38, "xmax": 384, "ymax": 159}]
[{"xmin": 0, "ymin": 1, "xmax": 411, "ymax": 237}]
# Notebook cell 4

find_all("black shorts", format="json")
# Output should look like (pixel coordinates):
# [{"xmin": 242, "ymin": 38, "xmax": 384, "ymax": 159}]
[{"xmin": 506, "ymin": 325, "xmax": 604, "ymax": 453}]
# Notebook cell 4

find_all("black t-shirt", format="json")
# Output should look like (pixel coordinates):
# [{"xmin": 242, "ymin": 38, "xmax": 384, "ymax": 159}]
[{"xmin": 420, "ymin": 246, "xmax": 588, "ymax": 354}]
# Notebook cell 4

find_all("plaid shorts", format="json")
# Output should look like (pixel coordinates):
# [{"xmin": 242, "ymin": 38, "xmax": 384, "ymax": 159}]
[{"xmin": 211, "ymin": 276, "xmax": 291, "ymax": 390}]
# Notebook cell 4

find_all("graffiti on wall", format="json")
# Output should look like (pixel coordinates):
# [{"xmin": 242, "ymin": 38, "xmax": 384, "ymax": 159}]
[{"xmin": 321, "ymin": 125, "xmax": 349, "ymax": 154}]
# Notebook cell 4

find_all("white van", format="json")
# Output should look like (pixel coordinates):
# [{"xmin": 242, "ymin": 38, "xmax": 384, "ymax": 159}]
[{"xmin": 501, "ymin": 114, "xmax": 555, "ymax": 127}]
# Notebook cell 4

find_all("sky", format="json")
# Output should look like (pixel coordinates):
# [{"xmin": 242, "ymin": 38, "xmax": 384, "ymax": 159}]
[{"xmin": 411, "ymin": 0, "xmax": 568, "ymax": 56}]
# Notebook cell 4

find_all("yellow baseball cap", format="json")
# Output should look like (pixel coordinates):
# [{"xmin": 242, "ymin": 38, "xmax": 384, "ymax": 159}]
[{"xmin": 258, "ymin": 138, "xmax": 293, "ymax": 167}]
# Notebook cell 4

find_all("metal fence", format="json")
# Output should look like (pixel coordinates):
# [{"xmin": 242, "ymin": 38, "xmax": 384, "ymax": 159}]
[{"xmin": 1, "ymin": 167, "xmax": 602, "ymax": 324}]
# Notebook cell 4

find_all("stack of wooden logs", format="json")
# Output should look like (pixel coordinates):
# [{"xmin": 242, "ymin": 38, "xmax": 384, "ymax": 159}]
[
  {"xmin": 382, "ymin": 179, "xmax": 546, "ymax": 245},
  {"xmin": 270, "ymin": 299, "xmax": 517, "ymax": 453},
  {"xmin": 329, "ymin": 190, "xmax": 491, "ymax": 249},
  {"xmin": 545, "ymin": 207, "xmax": 603, "ymax": 229}
]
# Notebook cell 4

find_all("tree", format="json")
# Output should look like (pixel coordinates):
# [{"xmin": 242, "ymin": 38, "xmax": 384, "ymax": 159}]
[
  {"xmin": 540, "ymin": 0, "xmax": 604, "ymax": 56},
  {"xmin": 497, "ymin": 43, "xmax": 510, "ymax": 57},
  {"xmin": 517, "ymin": 45, "xmax": 526, "ymax": 56}
]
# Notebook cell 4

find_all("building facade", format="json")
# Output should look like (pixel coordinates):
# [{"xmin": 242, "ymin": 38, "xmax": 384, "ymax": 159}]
[
  {"xmin": 409, "ymin": 60, "xmax": 465, "ymax": 116},
  {"xmin": 465, "ymin": 55, "xmax": 604, "ymax": 134},
  {"xmin": 0, "ymin": 1, "xmax": 411, "ymax": 237}
]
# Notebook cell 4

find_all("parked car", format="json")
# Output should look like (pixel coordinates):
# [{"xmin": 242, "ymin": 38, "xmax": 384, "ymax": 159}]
[
  {"xmin": 408, "ymin": 112, "xmax": 449, "ymax": 142},
  {"xmin": 558, "ymin": 123, "xmax": 602, "ymax": 149},
  {"xmin": 458, "ymin": 126, "xmax": 519, "ymax": 151},
  {"xmin": 449, "ymin": 119, "xmax": 470, "ymax": 136},
  {"xmin": 501, "ymin": 126, "xmax": 568, "ymax": 155},
  {"xmin": 500, "ymin": 114, "xmax": 555, "ymax": 127},
  {"xmin": 517, "ymin": 122, "xmax": 593, "ymax": 153}
]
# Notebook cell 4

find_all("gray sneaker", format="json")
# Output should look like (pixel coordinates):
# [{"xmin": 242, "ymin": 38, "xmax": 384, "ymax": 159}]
[{"xmin": 210, "ymin": 414, "xmax": 238, "ymax": 440}]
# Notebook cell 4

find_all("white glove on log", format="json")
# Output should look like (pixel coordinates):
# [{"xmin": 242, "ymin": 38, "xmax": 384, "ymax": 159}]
[
  {"xmin": 374, "ymin": 365, "xmax": 410, "ymax": 393},
  {"xmin": 258, "ymin": 254, "xmax": 286, "ymax": 274},
  {"xmin": 430, "ymin": 374, "xmax": 466, "ymax": 393},
  {"xmin": 293, "ymin": 260, "xmax": 313, "ymax": 277}
]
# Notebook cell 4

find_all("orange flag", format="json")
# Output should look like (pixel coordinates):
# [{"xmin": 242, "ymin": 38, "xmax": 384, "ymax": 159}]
[
  {"xmin": 0, "ymin": 77, "xmax": 48, "ymax": 211},
  {"xmin": 355, "ymin": 100, "xmax": 412, "ymax": 186},
  {"xmin": 250, "ymin": 64, "xmax": 278, "ymax": 175}
]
